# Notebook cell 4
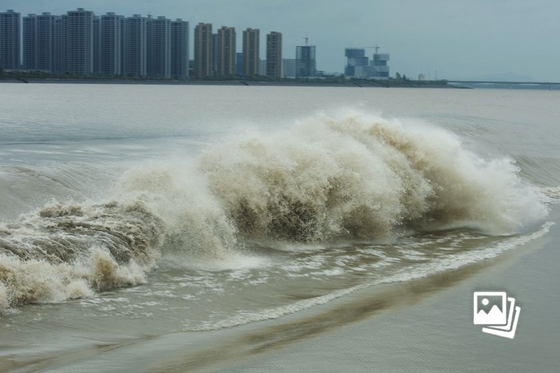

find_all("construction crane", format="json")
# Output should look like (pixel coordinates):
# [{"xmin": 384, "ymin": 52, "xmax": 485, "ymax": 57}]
[
  {"xmin": 363, "ymin": 45, "xmax": 380, "ymax": 54},
  {"xmin": 303, "ymin": 36, "xmax": 309, "ymax": 46}
]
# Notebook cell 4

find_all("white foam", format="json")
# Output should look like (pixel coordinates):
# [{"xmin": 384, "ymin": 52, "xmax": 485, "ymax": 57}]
[{"xmin": 0, "ymin": 247, "xmax": 148, "ymax": 311}]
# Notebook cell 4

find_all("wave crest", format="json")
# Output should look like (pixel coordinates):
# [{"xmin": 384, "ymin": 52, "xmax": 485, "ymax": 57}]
[{"xmin": 200, "ymin": 112, "xmax": 547, "ymax": 241}]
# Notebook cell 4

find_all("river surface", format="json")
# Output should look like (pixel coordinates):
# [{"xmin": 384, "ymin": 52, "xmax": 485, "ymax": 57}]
[{"xmin": 0, "ymin": 84, "xmax": 558, "ymax": 372}]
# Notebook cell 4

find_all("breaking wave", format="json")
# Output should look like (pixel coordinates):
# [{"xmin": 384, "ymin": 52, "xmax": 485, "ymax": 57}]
[
  {"xmin": 0, "ymin": 111, "xmax": 549, "ymax": 309},
  {"xmin": 200, "ymin": 112, "xmax": 547, "ymax": 239}
]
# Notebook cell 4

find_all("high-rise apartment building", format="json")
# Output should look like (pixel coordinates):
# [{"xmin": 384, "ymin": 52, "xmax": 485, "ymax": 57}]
[
  {"xmin": 242, "ymin": 28, "xmax": 259, "ymax": 76},
  {"xmin": 66, "ymin": 8, "xmax": 95, "ymax": 75},
  {"xmin": 4, "ymin": 8, "xmax": 286, "ymax": 81},
  {"xmin": 36, "ymin": 13, "xmax": 58, "ymax": 72},
  {"xmin": 296, "ymin": 45, "xmax": 316, "ymax": 78},
  {"xmin": 124, "ymin": 14, "xmax": 147, "ymax": 77},
  {"xmin": 147, "ymin": 16, "xmax": 171, "ymax": 78},
  {"xmin": 53, "ymin": 16, "xmax": 67, "ymax": 73},
  {"xmin": 266, "ymin": 31, "xmax": 282, "ymax": 79},
  {"xmin": 23, "ymin": 14, "xmax": 37, "ymax": 70},
  {"xmin": 23, "ymin": 12, "xmax": 61, "ymax": 72},
  {"xmin": 170, "ymin": 19, "xmax": 189, "ymax": 78},
  {"xmin": 0, "ymin": 10, "xmax": 21, "ymax": 69},
  {"xmin": 216, "ymin": 26, "xmax": 236, "ymax": 77},
  {"xmin": 211, "ymin": 33, "xmax": 218, "ymax": 75},
  {"xmin": 93, "ymin": 16, "xmax": 101, "ymax": 73},
  {"xmin": 100, "ymin": 13, "xmax": 124, "ymax": 75},
  {"xmin": 194, "ymin": 23, "xmax": 212, "ymax": 78}
]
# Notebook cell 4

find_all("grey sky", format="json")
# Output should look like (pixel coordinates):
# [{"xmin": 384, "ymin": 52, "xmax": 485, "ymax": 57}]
[{"xmin": 5, "ymin": 0, "xmax": 560, "ymax": 81}]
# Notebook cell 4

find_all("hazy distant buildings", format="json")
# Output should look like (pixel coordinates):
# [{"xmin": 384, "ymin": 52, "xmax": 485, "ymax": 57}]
[
  {"xmin": 23, "ymin": 12, "xmax": 61, "ymax": 72},
  {"xmin": 216, "ymin": 26, "xmax": 236, "ymax": 77},
  {"xmin": 296, "ymin": 45, "xmax": 316, "ymax": 78},
  {"xmin": 65, "ymin": 8, "xmax": 95, "ymax": 75},
  {"xmin": 93, "ymin": 16, "xmax": 101, "ymax": 73},
  {"xmin": 1, "ymin": 7, "xmax": 297, "ymax": 81},
  {"xmin": 37, "ymin": 13, "xmax": 58, "ymax": 72},
  {"xmin": 100, "ymin": 13, "xmax": 123, "ymax": 75},
  {"xmin": 22, "ymin": 14, "xmax": 37, "ymax": 69},
  {"xmin": 282, "ymin": 58, "xmax": 296, "ymax": 78},
  {"xmin": 236, "ymin": 52, "xmax": 243, "ymax": 76},
  {"xmin": 53, "ymin": 16, "xmax": 67, "ymax": 73},
  {"xmin": 372, "ymin": 52, "xmax": 390, "ymax": 78},
  {"xmin": 6, "ymin": 8, "xmax": 188, "ymax": 78},
  {"xmin": 266, "ymin": 31, "xmax": 282, "ymax": 78},
  {"xmin": 194, "ymin": 22, "xmax": 212, "ymax": 78},
  {"xmin": 259, "ymin": 59, "xmax": 266, "ymax": 76},
  {"xmin": 170, "ymin": 19, "xmax": 189, "ymax": 78},
  {"xmin": 147, "ymin": 16, "xmax": 171, "ymax": 78},
  {"xmin": 0, "ymin": 9, "xmax": 21, "ymax": 69},
  {"xmin": 242, "ymin": 28, "xmax": 259, "ymax": 76},
  {"xmin": 344, "ymin": 48, "xmax": 368, "ymax": 78},
  {"xmin": 124, "ymin": 14, "xmax": 148, "ymax": 77},
  {"xmin": 211, "ymin": 33, "xmax": 218, "ymax": 75},
  {"xmin": 344, "ymin": 47, "xmax": 390, "ymax": 79}
]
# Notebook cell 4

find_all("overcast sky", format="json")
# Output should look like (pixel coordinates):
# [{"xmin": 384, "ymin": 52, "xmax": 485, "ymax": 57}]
[{"xmin": 4, "ymin": 0, "xmax": 560, "ymax": 81}]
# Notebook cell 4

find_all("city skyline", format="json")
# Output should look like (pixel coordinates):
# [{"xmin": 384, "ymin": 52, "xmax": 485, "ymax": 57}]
[
  {"xmin": 11, "ymin": 10, "xmax": 190, "ymax": 78},
  {"xmin": 2, "ymin": 1, "xmax": 560, "ymax": 81},
  {"xmin": 2, "ymin": 8, "xmax": 298, "ymax": 80}
]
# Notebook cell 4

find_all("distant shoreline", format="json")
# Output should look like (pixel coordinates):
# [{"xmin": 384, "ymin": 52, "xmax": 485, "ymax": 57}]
[
  {"xmin": 4, "ymin": 76, "xmax": 559, "ymax": 90},
  {"xmin": 0, "ymin": 76, "xmax": 453, "ymax": 89}
]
